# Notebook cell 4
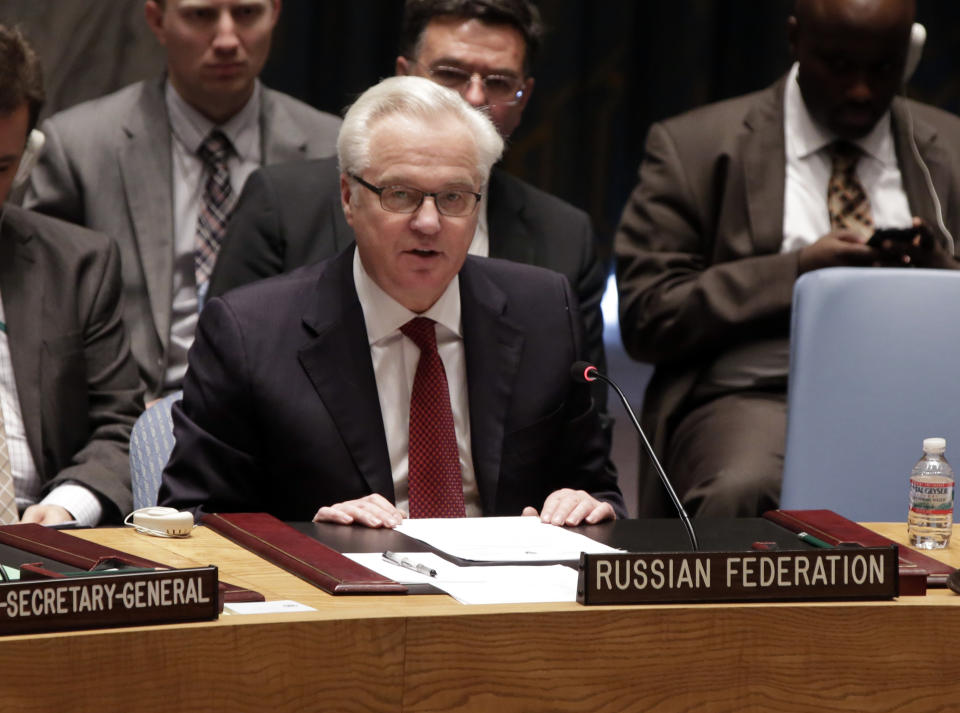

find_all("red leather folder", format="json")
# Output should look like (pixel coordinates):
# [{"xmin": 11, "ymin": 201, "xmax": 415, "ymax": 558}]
[
  {"xmin": 202, "ymin": 512, "xmax": 408, "ymax": 594},
  {"xmin": 764, "ymin": 509, "xmax": 954, "ymax": 593},
  {"xmin": 0, "ymin": 523, "xmax": 263, "ymax": 603}
]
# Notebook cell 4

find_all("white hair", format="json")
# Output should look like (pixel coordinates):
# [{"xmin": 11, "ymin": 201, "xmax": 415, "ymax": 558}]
[{"xmin": 337, "ymin": 75, "xmax": 504, "ymax": 182}]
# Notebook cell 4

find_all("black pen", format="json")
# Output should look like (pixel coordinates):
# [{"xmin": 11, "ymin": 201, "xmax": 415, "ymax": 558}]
[{"xmin": 382, "ymin": 550, "xmax": 437, "ymax": 578}]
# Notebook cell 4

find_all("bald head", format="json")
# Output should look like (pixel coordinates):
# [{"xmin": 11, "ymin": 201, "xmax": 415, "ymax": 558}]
[
  {"xmin": 793, "ymin": 0, "xmax": 914, "ymax": 29},
  {"xmin": 789, "ymin": 0, "xmax": 915, "ymax": 139}
]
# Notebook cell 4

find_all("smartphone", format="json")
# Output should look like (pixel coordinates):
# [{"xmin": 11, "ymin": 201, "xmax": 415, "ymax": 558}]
[{"xmin": 867, "ymin": 226, "xmax": 919, "ymax": 249}]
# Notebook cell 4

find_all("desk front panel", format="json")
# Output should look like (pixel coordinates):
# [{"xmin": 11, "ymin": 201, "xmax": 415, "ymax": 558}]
[{"xmin": 0, "ymin": 524, "xmax": 954, "ymax": 713}]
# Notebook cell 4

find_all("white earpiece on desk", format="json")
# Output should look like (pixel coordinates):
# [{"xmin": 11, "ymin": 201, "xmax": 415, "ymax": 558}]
[{"xmin": 126, "ymin": 507, "xmax": 194, "ymax": 538}]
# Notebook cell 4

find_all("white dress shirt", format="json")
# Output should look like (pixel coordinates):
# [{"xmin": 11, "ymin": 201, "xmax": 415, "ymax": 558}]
[
  {"xmin": 352, "ymin": 249, "xmax": 482, "ymax": 517},
  {"xmin": 782, "ymin": 62, "xmax": 912, "ymax": 253},
  {"xmin": 164, "ymin": 81, "xmax": 263, "ymax": 391},
  {"xmin": 0, "ymin": 293, "xmax": 101, "ymax": 525}
]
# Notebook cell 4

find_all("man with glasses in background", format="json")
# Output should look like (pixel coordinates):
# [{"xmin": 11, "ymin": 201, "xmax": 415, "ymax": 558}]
[
  {"xmin": 160, "ymin": 76, "xmax": 624, "ymax": 527},
  {"xmin": 209, "ymin": 0, "xmax": 608, "ymax": 396}
]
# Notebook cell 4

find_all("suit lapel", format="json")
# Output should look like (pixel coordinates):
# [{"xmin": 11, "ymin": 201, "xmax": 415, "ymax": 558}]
[
  {"xmin": 297, "ymin": 249, "xmax": 394, "ymax": 499},
  {"xmin": 260, "ymin": 88, "xmax": 311, "ymax": 164},
  {"xmin": 487, "ymin": 169, "xmax": 537, "ymax": 264},
  {"xmin": 892, "ymin": 99, "xmax": 950, "ymax": 244},
  {"xmin": 459, "ymin": 258, "xmax": 525, "ymax": 514},
  {"xmin": 118, "ymin": 80, "xmax": 175, "ymax": 350},
  {"xmin": 0, "ymin": 215, "xmax": 44, "ymax": 473},
  {"xmin": 742, "ymin": 80, "xmax": 788, "ymax": 256}
]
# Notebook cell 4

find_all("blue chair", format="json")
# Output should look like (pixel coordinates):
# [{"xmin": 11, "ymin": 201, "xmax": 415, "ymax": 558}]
[
  {"xmin": 129, "ymin": 391, "xmax": 182, "ymax": 510},
  {"xmin": 780, "ymin": 267, "xmax": 960, "ymax": 521}
]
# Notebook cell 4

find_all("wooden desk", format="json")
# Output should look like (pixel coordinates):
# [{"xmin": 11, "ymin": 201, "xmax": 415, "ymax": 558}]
[{"xmin": 0, "ymin": 523, "xmax": 957, "ymax": 713}]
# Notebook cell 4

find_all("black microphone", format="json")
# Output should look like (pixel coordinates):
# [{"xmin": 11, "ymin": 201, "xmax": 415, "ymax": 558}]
[{"xmin": 571, "ymin": 361, "xmax": 699, "ymax": 551}]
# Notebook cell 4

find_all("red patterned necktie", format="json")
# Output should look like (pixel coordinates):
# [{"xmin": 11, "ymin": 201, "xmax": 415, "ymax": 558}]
[
  {"xmin": 827, "ymin": 140, "xmax": 874, "ymax": 240},
  {"xmin": 195, "ymin": 130, "xmax": 234, "ymax": 294},
  {"xmin": 400, "ymin": 317, "xmax": 465, "ymax": 518}
]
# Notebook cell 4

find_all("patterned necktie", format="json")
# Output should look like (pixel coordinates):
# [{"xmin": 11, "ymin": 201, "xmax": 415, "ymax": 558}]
[
  {"xmin": 0, "ymin": 405, "xmax": 19, "ymax": 525},
  {"xmin": 827, "ymin": 141, "xmax": 874, "ymax": 240},
  {"xmin": 400, "ymin": 317, "xmax": 465, "ymax": 519},
  {"xmin": 195, "ymin": 130, "xmax": 234, "ymax": 293}
]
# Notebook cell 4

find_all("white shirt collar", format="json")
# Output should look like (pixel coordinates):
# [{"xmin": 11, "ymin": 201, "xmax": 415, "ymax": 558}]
[
  {"xmin": 352, "ymin": 248, "xmax": 462, "ymax": 345},
  {"xmin": 165, "ymin": 79, "xmax": 262, "ymax": 162},
  {"xmin": 784, "ymin": 62, "xmax": 897, "ymax": 167}
]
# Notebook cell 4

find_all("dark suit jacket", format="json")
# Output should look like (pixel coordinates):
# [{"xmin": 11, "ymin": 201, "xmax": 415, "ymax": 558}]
[
  {"xmin": 24, "ymin": 78, "xmax": 342, "ymax": 399},
  {"xmin": 0, "ymin": 205, "xmax": 144, "ymax": 521},
  {"xmin": 160, "ymin": 247, "xmax": 624, "ymax": 520},
  {"xmin": 207, "ymin": 159, "xmax": 608, "ymax": 380},
  {"xmin": 615, "ymin": 76, "xmax": 960, "ymax": 515}
]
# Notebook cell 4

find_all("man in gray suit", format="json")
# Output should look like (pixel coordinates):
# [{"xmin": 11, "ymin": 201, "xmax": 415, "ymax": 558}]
[
  {"xmin": 616, "ymin": 0, "xmax": 960, "ymax": 518},
  {"xmin": 0, "ymin": 25, "xmax": 143, "ymax": 526},
  {"xmin": 24, "ymin": 0, "xmax": 341, "ymax": 399}
]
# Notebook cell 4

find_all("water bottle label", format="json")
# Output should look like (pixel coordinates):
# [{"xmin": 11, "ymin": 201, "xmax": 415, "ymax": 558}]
[{"xmin": 909, "ymin": 480, "xmax": 954, "ymax": 515}]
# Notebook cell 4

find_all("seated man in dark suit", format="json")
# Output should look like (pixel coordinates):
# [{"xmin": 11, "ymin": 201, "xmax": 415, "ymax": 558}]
[
  {"xmin": 615, "ymin": 0, "xmax": 960, "ymax": 518},
  {"xmin": 159, "ymin": 76, "xmax": 624, "ymax": 527},
  {"xmin": 0, "ymin": 26, "xmax": 143, "ymax": 526},
  {"xmin": 208, "ymin": 0, "xmax": 608, "ymax": 385}
]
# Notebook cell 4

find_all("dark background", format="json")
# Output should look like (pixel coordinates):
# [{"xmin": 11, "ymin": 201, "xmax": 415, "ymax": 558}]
[{"xmin": 5, "ymin": 0, "xmax": 960, "ymax": 262}]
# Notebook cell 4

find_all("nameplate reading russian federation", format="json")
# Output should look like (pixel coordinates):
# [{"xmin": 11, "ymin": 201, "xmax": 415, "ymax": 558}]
[
  {"xmin": 577, "ymin": 548, "xmax": 898, "ymax": 605},
  {"xmin": 0, "ymin": 566, "xmax": 219, "ymax": 635}
]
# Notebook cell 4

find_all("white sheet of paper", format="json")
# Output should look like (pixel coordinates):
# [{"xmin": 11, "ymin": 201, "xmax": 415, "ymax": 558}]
[
  {"xmin": 345, "ymin": 551, "xmax": 579, "ymax": 605},
  {"xmin": 224, "ymin": 600, "xmax": 317, "ymax": 615},
  {"xmin": 393, "ymin": 516, "xmax": 621, "ymax": 562}
]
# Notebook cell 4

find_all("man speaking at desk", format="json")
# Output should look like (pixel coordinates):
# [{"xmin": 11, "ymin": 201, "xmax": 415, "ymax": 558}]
[{"xmin": 159, "ymin": 76, "xmax": 624, "ymax": 527}]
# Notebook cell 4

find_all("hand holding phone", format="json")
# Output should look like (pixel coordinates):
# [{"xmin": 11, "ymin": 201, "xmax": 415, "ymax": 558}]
[
  {"xmin": 866, "ymin": 226, "xmax": 924, "ymax": 249},
  {"xmin": 867, "ymin": 221, "xmax": 957, "ymax": 269}
]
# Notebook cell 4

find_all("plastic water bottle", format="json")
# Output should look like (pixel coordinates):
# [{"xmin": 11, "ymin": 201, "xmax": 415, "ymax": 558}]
[{"xmin": 908, "ymin": 437, "xmax": 954, "ymax": 549}]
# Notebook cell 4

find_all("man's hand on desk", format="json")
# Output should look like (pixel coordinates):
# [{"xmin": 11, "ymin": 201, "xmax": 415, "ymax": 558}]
[
  {"xmin": 312, "ymin": 493, "xmax": 405, "ymax": 528},
  {"xmin": 20, "ymin": 504, "xmax": 74, "ymax": 525},
  {"xmin": 522, "ymin": 488, "xmax": 616, "ymax": 527}
]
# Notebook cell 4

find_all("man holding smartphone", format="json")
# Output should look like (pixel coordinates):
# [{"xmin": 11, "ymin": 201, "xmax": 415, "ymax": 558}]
[{"xmin": 615, "ymin": 0, "xmax": 960, "ymax": 519}]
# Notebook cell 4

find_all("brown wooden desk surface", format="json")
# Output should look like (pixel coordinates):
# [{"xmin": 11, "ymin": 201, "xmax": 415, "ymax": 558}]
[{"xmin": 0, "ymin": 523, "xmax": 957, "ymax": 713}]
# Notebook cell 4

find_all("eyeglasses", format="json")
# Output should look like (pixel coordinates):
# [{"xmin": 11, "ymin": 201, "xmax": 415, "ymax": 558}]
[
  {"xmin": 350, "ymin": 174, "xmax": 482, "ymax": 217},
  {"xmin": 419, "ymin": 63, "xmax": 526, "ymax": 107}
]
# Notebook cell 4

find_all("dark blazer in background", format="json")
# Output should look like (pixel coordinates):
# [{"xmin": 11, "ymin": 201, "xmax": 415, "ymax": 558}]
[
  {"xmin": 23, "ymin": 78, "xmax": 343, "ymax": 399},
  {"xmin": 208, "ymin": 158, "xmax": 609, "ymax": 380},
  {"xmin": 615, "ymin": 75, "xmax": 960, "ymax": 515},
  {"xmin": 0, "ymin": 205, "xmax": 143, "ymax": 520},
  {"xmin": 160, "ymin": 247, "xmax": 624, "ymax": 520}
]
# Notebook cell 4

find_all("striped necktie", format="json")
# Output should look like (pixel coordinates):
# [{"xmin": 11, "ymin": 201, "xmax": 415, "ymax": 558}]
[
  {"xmin": 0, "ymin": 404, "xmax": 19, "ymax": 525},
  {"xmin": 195, "ymin": 129, "xmax": 235, "ymax": 295}
]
